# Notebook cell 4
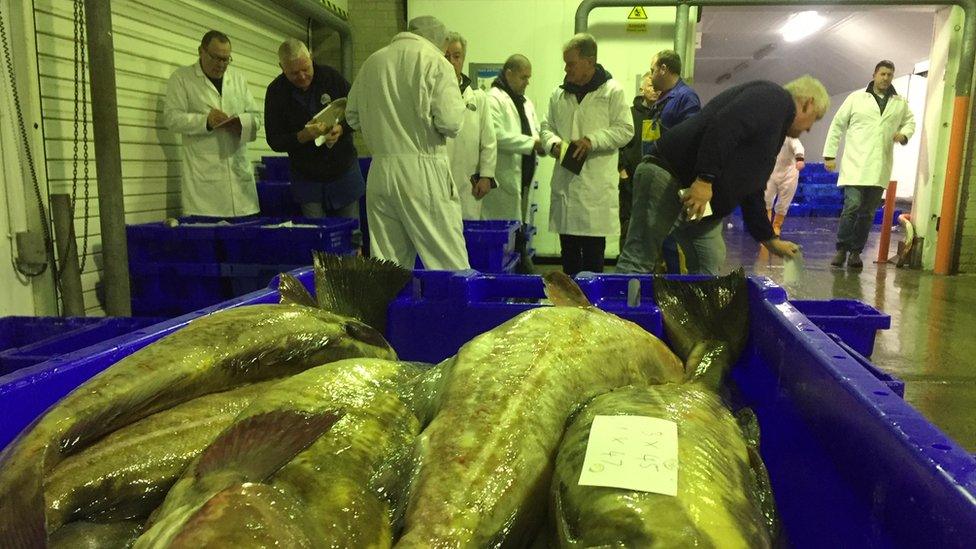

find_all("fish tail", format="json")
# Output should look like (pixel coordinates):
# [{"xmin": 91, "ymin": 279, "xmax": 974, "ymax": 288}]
[
  {"xmin": 542, "ymin": 271, "xmax": 592, "ymax": 307},
  {"xmin": 313, "ymin": 252, "xmax": 412, "ymax": 332},
  {"xmin": 278, "ymin": 272, "xmax": 318, "ymax": 308}
]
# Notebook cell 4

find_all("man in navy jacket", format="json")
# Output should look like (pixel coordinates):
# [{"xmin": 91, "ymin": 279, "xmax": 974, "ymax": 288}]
[{"xmin": 616, "ymin": 76, "xmax": 829, "ymax": 274}]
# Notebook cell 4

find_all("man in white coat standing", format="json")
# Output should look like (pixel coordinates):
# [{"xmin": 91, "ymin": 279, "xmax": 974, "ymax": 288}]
[
  {"xmin": 485, "ymin": 54, "xmax": 545, "ymax": 272},
  {"xmin": 346, "ymin": 16, "xmax": 469, "ymax": 270},
  {"xmin": 164, "ymin": 30, "xmax": 262, "ymax": 218},
  {"xmin": 824, "ymin": 60, "xmax": 915, "ymax": 269},
  {"xmin": 541, "ymin": 33, "xmax": 634, "ymax": 275},
  {"xmin": 444, "ymin": 32, "xmax": 497, "ymax": 221}
]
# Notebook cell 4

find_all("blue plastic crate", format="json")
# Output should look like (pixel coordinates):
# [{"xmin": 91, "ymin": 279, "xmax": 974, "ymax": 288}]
[
  {"xmin": 874, "ymin": 207, "xmax": 903, "ymax": 225},
  {"xmin": 257, "ymin": 180, "xmax": 303, "ymax": 217},
  {"xmin": 825, "ymin": 333, "xmax": 904, "ymax": 397},
  {"xmin": 221, "ymin": 217, "xmax": 359, "ymax": 265},
  {"xmin": 0, "ymin": 317, "xmax": 104, "ymax": 354},
  {"xmin": 1, "ymin": 271, "xmax": 975, "ymax": 547},
  {"xmin": 129, "ymin": 262, "xmax": 229, "ymax": 317},
  {"xmin": 464, "ymin": 220, "xmax": 521, "ymax": 272},
  {"xmin": 261, "ymin": 156, "xmax": 290, "ymax": 180},
  {"xmin": 789, "ymin": 299, "xmax": 891, "ymax": 357},
  {"xmin": 221, "ymin": 263, "xmax": 304, "ymax": 297},
  {"xmin": 126, "ymin": 217, "xmax": 260, "ymax": 265},
  {"xmin": 0, "ymin": 317, "xmax": 165, "ymax": 376}
]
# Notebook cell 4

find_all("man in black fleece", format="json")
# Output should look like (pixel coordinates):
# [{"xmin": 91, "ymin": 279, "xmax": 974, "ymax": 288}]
[{"xmin": 616, "ymin": 76, "xmax": 829, "ymax": 274}]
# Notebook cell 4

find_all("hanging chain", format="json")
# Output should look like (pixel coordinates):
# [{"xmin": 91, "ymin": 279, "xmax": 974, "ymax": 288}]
[{"xmin": 66, "ymin": 0, "xmax": 91, "ymax": 279}]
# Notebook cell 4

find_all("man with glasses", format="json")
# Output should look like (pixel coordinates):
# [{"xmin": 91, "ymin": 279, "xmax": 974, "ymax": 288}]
[{"xmin": 164, "ymin": 30, "xmax": 262, "ymax": 218}]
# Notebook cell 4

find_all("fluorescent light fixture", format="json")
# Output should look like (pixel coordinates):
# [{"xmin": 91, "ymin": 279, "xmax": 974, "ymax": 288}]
[{"xmin": 780, "ymin": 11, "xmax": 826, "ymax": 43}]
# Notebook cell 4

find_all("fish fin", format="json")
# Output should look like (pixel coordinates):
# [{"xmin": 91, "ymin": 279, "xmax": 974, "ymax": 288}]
[
  {"xmin": 313, "ymin": 252, "xmax": 411, "ymax": 333},
  {"xmin": 278, "ymin": 273, "xmax": 318, "ymax": 308},
  {"xmin": 194, "ymin": 409, "xmax": 343, "ymax": 483},
  {"xmin": 654, "ymin": 269, "xmax": 749, "ymax": 388},
  {"xmin": 542, "ymin": 271, "xmax": 592, "ymax": 307},
  {"xmin": 0, "ymin": 467, "xmax": 47, "ymax": 549},
  {"xmin": 736, "ymin": 408, "xmax": 780, "ymax": 541}
]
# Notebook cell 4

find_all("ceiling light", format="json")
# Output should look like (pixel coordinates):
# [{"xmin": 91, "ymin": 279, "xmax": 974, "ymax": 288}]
[{"xmin": 780, "ymin": 11, "xmax": 826, "ymax": 43}]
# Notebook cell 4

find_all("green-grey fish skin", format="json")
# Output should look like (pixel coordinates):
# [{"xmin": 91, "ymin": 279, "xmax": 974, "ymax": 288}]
[
  {"xmin": 551, "ymin": 384, "xmax": 772, "ymax": 549},
  {"xmin": 396, "ymin": 306, "xmax": 685, "ymax": 548},
  {"xmin": 137, "ymin": 358, "xmax": 423, "ymax": 549},
  {"xmin": 49, "ymin": 520, "xmax": 142, "ymax": 549},
  {"xmin": 0, "ymin": 304, "xmax": 396, "ymax": 547},
  {"xmin": 45, "ymin": 381, "xmax": 275, "ymax": 530}
]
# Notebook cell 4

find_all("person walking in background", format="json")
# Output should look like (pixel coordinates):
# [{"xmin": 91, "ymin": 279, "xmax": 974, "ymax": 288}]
[
  {"xmin": 824, "ymin": 60, "xmax": 915, "ymax": 269},
  {"xmin": 765, "ymin": 136, "xmax": 805, "ymax": 235}
]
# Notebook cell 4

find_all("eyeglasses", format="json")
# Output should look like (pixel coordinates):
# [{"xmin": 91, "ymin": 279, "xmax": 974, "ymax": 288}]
[{"xmin": 204, "ymin": 50, "xmax": 233, "ymax": 65}]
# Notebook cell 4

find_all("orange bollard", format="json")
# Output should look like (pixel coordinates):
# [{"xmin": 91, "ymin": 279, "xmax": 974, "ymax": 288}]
[{"xmin": 876, "ymin": 180, "xmax": 897, "ymax": 264}]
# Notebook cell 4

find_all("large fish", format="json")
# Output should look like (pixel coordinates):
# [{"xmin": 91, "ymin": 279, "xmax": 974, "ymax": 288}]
[
  {"xmin": 550, "ymin": 384, "xmax": 773, "ymax": 548},
  {"xmin": 395, "ymin": 273, "xmax": 686, "ymax": 547},
  {"xmin": 0, "ymin": 304, "xmax": 396, "ymax": 548},
  {"xmin": 137, "ymin": 358, "xmax": 425, "ymax": 548},
  {"xmin": 45, "ymin": 381, "xmax": 277, "ymax": 530}
]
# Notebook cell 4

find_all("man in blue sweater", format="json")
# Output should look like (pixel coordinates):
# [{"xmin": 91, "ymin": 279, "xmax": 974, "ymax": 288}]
[{"xmin": 617, "ymin": 76, "xmax": 829, "ymax": 274}]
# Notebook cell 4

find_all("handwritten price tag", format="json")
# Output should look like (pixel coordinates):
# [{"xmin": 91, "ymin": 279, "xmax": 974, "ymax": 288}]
[{"xmin": 577, "ymin": 415, "xmax": 678, "ymax": 496}]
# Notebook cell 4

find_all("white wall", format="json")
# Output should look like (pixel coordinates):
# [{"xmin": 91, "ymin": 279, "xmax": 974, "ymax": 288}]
[{"xmin": 408, "ymin": 1, "xmax": 684, "ymax": 258}]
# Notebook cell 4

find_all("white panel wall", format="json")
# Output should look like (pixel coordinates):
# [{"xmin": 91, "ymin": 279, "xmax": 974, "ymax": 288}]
[{"xmin": 33, "ymin": 0, "xmax": 305, "ymax": 315}]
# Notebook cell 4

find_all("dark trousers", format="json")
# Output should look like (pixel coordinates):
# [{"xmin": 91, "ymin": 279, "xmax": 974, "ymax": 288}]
[
  {"xmin": 559, "ymin": 234, "xmax": 606, "ymax": 276},
  {"xmin": 836, "ymin": 186, "xmax": 884, "ymax": 253}
]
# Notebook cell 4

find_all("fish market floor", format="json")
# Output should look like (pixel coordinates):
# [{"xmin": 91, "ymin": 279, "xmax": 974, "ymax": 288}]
[{"xmin": 542, "ymin": 215, "xmax": 976, "ymax": 452}]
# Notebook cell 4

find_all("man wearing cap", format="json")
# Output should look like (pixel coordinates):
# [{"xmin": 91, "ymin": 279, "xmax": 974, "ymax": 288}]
[{"xmin": 346, "ymin": 16, "xmax": 468, "ymax": 270}]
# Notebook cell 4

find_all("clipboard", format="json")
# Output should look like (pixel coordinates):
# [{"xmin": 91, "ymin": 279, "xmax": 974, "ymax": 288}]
[
  {"xmin": 311, "ymin": 98, "xmax": 346, "ymax": 147},
  {"xmin": 558, "ymin": 141, "xmax": 587, "ymax": 175}
]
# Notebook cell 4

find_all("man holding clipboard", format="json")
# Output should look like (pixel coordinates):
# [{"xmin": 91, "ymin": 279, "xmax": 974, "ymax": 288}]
[{"xmin": 264, "ymin": 39, "xmax": 364, "ymax": 230}]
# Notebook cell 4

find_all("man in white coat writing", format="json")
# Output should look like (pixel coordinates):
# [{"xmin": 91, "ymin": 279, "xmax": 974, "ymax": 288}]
[
  {"xmin": 346, "ymin": 16, "xmax": 469, "ymax": 270},
  {"xmin": 164, "ymin": 30, "xmax": 262, "ymax": 218},
  {"xmin": 824, "ymin": 60, "xmax": 915, "ymax": 269},
  {"xmin": 541, "ymin": 34, "xmax": 634, "ymax": 275}
]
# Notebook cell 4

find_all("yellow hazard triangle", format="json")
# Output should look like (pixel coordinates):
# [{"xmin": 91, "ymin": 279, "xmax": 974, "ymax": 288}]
[{"xmin": 628, "ymin": 6, "xmax": 648, "ymax": 20}]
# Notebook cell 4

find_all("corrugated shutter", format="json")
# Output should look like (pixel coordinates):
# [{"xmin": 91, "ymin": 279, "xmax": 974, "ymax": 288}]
[{"xmin": 33, "ymin": 0, "xmax": 306, "ymax": 316}]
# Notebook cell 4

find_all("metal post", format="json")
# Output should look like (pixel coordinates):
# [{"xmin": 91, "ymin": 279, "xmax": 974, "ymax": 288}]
[
  {"xmin": 674, "ymin": 3, "xmax": 690, "ymax": 78},
  {"xmin": 876, "ymin": 180, "xmax": 898, "ymax": 264},
  {"xmin": 50, "ymin": 194, "xmax": 86, "ymax": 316},
  {"xmin": 83, "ymin": 0, "xmax": 130, "ymax": 315}
]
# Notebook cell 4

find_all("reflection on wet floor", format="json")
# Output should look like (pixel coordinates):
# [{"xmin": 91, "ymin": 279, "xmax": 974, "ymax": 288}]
[{"xmin": 726, "ymin": 215, "xmax": 975, "ymax": 451}]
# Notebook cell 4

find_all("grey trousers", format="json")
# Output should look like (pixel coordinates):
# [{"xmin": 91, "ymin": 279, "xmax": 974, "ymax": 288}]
[{"xmin": 836, "ymin": 186, "xmax": 884, "ymax": 253}]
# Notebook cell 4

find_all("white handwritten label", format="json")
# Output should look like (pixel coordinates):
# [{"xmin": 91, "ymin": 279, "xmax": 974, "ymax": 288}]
[{"xmin": 577, "ymin": 415, "xmax": 678, "ymax": 496}]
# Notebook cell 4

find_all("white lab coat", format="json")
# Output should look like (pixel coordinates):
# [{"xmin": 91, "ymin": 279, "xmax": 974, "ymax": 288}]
[
  {"xmin": 346, "ymin": 32, "xmax": 469, "ymax": 270},
  {"xmin": 163, "ymin": 63, "xmax": 261, "ymax": 217},
  {"xmin": 765, "ymin": 137, "xmax": 804, "ymax": 214},
  {"xmin": 482, "ymin": 86, "xmax": 540, "ymax": 222},
  {"xmin": 823, "ymin": 89, "xmax": 916, "ymax": 188},
  {"xmin": 541, "ymin": 79, "xmax": 634, "ymax": 237},
  {"xmin": 446, "ymin": 84, "xmax": 497, "ymax": 220}
]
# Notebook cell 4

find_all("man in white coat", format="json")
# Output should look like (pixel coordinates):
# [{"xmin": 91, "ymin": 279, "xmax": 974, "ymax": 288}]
[
  {"xmin": 444, "ymin": 32, "xmax": 497, "ymax": 221},
  {"xmin": 346, "ymin": 16, "xmax": 469, "ymax": 270},
  {"xmin": 485, "ymin": 54, "xmax": 545, "ymax": 273},
  {"xmin": 765, "ymin": 136, "xmax": 805, "ymax": 235},
  {"xmin": 824, "ymin": 60, "xmax": 915, "ymax": 269},
  {"xmin": 164, "ymin": 30, "xmax": 262, "ymax": 218},
  {"xmin": 541, "ymin": 33, "xmax": 634, "ymax": 275}
]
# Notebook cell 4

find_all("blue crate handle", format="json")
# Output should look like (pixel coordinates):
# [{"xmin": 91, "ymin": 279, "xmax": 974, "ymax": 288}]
[{"xmin": 825, "ymin": 333, "xmax": 905, "ymax": 398}]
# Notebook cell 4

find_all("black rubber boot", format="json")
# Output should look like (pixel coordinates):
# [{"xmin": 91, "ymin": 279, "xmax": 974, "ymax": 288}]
[{"xmin": 830, "ymin": 249, "xmax": 847, "ymax": 267}]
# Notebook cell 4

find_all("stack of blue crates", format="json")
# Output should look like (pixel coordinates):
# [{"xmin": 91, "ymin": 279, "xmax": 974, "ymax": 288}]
[
  {"xmin": 126, "ymin": 217, "xmax": 358, "ymax": 316},
  {"xmin": 789, "ymin": 163, "xmax": 844, "ymax": 216},
  {"xmin": 256, "ymin": 157, "xmax": 302, "ymax": 217}
]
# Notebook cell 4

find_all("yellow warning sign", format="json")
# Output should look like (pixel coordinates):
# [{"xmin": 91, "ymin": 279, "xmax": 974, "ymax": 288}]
[{"xmin": 628, "ymin": 6, "xmax": 648, "ymax": 20}]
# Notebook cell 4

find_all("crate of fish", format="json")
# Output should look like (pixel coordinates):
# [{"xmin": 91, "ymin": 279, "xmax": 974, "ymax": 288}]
[
  {"xmin": 790, "ymin": 299, "xmax": 891, "ymax": 357},
  {"xmin": 129, "ymin": 262, "xmax": 229, "ymax": 317},
  {"xmin": 221, "ymin": 217, "xmax": 359, "ymax": 265},
  {"xmin": 261, "ymin": 155, "xmax": 290, "ymax": 180},
  {"xmin": 126, "ymin": 216, "xmax": 260, "ymax": 265},
  {"xmin": 256, "ymin": 180, "xmax": 303, "ymax": 217},
  {"xmin": 464, "ymin": 220, "xmax": 521, "ymax": 272},
  {"xmin": 0, "ymin": 317, "xmax": 165, "ymax": 377},
  {"xmin": 0, "ymin": 261, "xmax": 973, "ymax": 547}
]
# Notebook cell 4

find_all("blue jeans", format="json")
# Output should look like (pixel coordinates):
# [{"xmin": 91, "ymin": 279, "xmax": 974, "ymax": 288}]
[
  {"xmin": 617, "ymin": 163, "xmax": 726, "ymax": 275},
  {"xmin": 836, "ymin": 186, "xmax": 884, "ymax": 253}
]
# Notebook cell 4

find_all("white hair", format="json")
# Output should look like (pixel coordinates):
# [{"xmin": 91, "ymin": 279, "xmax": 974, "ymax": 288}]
[
  {"xmin": 784, "ymin": 75, "xmax": 830, "ymax": 116},
  {"xmin": 408, "ymin": 16, "xmax": 447, "ymax": 48},
  {"xmin": 278, "ymin": 38, "xmax": 310, "ymax": 63},
  {"xmin": 445, "ymin": 31, "xmax": 467, "ymax": 54}
]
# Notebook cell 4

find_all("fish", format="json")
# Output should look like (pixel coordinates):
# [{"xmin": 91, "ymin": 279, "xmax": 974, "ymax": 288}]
[
  {"xmin": 44, "ymin": 381, "xmax": 277, "ymax": 530},
  {"xmin": 395, "ymin": 273, "xmax": 686, "ymax": 547},
  {"xmin": 0, "ymin": 304, "xmax": 396, "ymax": 548},
  {"xmin": 48, "ymin": 520, "xmax": 142, "ymax": 549},
  {"xmin": 550, "ymin": 384, "xmax": 773, "ymax": 548},
  {"xmin": 137, "ymin": 358, "xmax": 424, "ymax": 548}
]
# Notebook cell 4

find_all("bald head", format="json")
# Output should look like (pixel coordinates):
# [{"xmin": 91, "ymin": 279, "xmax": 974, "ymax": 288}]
[{"xmin": 502, "ymin": 54, "xmax": 532, "ymax": 96}]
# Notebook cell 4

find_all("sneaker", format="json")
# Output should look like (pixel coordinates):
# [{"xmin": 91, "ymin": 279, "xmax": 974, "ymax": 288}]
[
  {"xmin": 847, "ymin": 253, "xmax": 863, "ymax": 269},
  {"xmin": 830, "ymin": 250, "xmax": 847, "ymax": 267}
]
